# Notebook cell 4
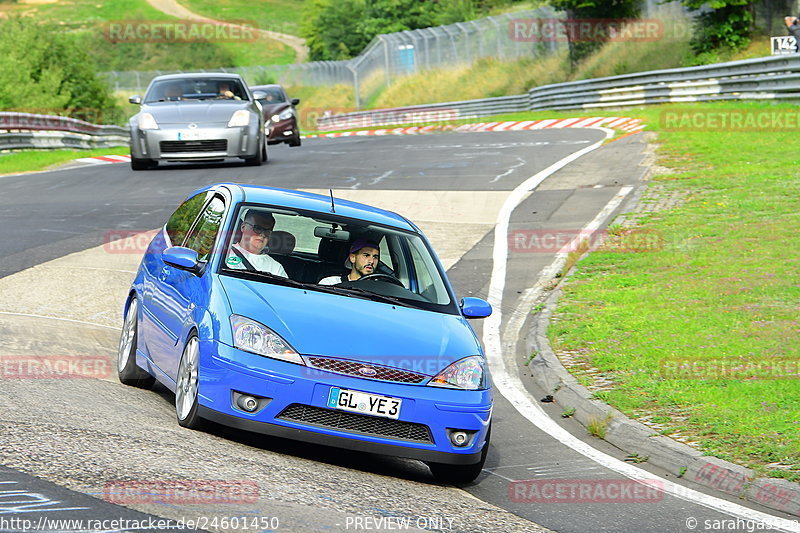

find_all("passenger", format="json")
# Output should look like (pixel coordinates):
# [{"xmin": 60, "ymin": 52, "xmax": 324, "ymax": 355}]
[
  {"xmin": 226, "ymin": 211, "xmax": 288, "ymax": 277},
  {"xmin": 319, "ymin": 239, "xmax": 379, "ymax": 285}
]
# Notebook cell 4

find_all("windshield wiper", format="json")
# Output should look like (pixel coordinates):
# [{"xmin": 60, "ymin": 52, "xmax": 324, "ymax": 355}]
[
  {"xmin": 221, "ymin": 268, "xmax": 310, "ymax": 289},
  {"xmin": 222, "ymin": 268, "xmax": 418, "ymax": 308},
  {"xmin": 321, "ymin": 285, "xmax": 417, "ymax": 308}
]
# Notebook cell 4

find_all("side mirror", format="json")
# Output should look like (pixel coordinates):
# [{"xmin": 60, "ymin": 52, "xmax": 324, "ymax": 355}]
[
  {"xmin": 163, "ymin": 246, "xmax": 200, "ymax": 272},
  {"xmin": 291, "ymin": 98, "xmax": 300, "ymax": 106},
  {"xmin": 461, "ymin": 297, "xmax": 492, "ymax": 319},
  {"xmin": 129, "ymin": 95, "xmax": 142, "ymax": 105}
]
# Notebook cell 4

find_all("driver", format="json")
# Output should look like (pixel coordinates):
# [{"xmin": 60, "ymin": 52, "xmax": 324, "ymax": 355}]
[{"xmin": 319, "ymin": 239, "xmax": 379, "ymax": 285}]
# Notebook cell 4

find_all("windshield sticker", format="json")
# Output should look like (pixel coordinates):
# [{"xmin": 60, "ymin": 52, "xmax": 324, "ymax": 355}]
[{"xmin": 226, "ymin": 256, "xmax": 241, "ymax": 266}]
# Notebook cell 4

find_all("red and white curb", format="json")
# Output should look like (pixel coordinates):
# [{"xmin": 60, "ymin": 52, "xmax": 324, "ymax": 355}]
[
  {"xmin": 73, "ymin": 154, "xmax": 131, "ymax": 165},
  {"xmin": 303, "ymin": 116, "xmax": 645, "ymax": 139}
]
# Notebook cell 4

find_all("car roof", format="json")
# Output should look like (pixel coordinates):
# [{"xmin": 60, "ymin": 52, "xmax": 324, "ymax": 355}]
[
  {"xmin": 150, "ymin": 72, "xmax": 244, "ymax": 82},
  {"xmin": 203, "ymin": 183, "xmax": 416, "ymax": 232},
  {"xmin": 250, "ymin": 84, "xmax": 284, "ymax": 91}
]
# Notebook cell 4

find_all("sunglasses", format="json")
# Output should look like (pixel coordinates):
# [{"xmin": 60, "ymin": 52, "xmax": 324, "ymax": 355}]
[{"xmin": 242, "ymin": 221, "xmax": 272, "ymax": 236}]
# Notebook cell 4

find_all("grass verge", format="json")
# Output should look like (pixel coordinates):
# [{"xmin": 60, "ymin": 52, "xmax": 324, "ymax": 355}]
[
  {"xmin": 544, "ymin": 101, "xmax": 800, "ymax": 482},
  {"xmin": 0, "ymin": 148, "xmax": 129, "ymax": 175}
]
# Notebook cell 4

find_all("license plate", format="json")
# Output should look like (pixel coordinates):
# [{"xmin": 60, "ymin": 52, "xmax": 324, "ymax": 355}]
[
  {"xmin": 177, "ymin": 130, "xmax": 207, "ymax": 141},
  {"xmin": 327, "ymin": 387, "xmax": 402, "ymax": 419}
]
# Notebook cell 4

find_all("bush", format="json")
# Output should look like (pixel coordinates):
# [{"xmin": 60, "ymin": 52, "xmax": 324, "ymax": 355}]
[{"xmin": 0, "ymin": 16, "xmax": 121, "ymax": 124}]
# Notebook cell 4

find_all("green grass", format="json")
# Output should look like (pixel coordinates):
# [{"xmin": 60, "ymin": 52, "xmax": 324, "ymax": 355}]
[
  {"xmin": 544, "ymin": 101, "xmax": 800, "ymax": 481},
  {"xmin": 0, "ymin": 147, "xmax": 129, "ymax": 175},
  {"xmin": 3, "ymin": 0, "xmax": 295, "ymax": 69}
]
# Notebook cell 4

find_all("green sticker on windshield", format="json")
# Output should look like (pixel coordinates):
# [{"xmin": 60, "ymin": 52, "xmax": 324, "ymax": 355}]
[{"xmin": 226, "ymin": 256, "xmax": 242, "ymax": 266}]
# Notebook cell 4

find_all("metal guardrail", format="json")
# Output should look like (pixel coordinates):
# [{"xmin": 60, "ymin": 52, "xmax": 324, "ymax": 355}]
[
  {"xmin": 0, "ymin": 113, "xmax": 129, "ymax": 151},
  {"xmin": 316, "ymin": 55, "xmax": 800, "ymax": 129},
  {"xmin": 10, "ymin": 53, "xmax": 800, "ymax": 148}
]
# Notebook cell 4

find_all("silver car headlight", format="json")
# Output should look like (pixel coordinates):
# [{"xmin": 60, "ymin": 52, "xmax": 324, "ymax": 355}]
[
  {"xmin": 138, "ymin": 113, "xmax": 159, "ymax": 130},
  {"xmin": 230, "ymin": 315, "xmax": 304, "ymax": 365},
  {"xmin": 228, "ymin": 110, "xmax": 251, "ymax": 128},
  {"xmin": 271, "ymin": 108, "xmax": 294, "ymax": 122},
  {"xmin": 429, "ymin": 356, "xmax": 487, "ymax": 390}
]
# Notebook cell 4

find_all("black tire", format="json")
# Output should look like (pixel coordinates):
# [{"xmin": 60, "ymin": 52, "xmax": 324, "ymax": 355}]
[
  {"xmin": 288, "ymin": 136, "xmax": 301, "ymax": 147},
  {"xmin": 130, "ymin": 156, "xmax": 156, "ymax": 171},
  {"xmin": 427, "ymin": 424, "xmax": 491, "ymax": 485},
  {"xmin": 117, "ymin": 297, "xmax": 155, "ymax": 388},
  {"xmin": 244, "ymin": 137, "xmax": 266, "ymax": 166},
  {"xmin": 176, "ymin": 335, "xmax": 205, "ymax": 430}
]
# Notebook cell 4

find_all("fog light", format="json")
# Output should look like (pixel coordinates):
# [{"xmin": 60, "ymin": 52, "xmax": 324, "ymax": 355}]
[
  {"xmin": 237, "ymin": 395, "xmax": 258, "ymax": 412},
  {"xmin": 451, "ymin": 431, "xmax": 469, "ymax": 447}
]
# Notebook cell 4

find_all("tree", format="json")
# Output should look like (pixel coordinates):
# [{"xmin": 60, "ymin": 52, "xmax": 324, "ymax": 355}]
[
  {"xmin": 679, "ymin": 0, "xmax": 755, "ymax": 54},
  {"xmin": 548, "ymin": 0, "xmax": 643, "ymax": 66},
  {"xmin": 0, "ymin": 16, "xmax": 121, "ymax": 123}
]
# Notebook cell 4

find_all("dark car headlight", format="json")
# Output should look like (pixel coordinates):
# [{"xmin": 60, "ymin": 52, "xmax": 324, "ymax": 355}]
[
  {"xmin": 271, "ymin": 109, "xmax": 294, "ymax": 122},
  {"xmin": 230, "ymin": 315, "xmax": 304, "ymax": 365},
  {"xmin": 428, "ymin": 356, "xmax": 487, "ymax": 390}
]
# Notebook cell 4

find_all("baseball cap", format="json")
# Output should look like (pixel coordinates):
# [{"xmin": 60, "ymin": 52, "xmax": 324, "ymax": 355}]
[{"xmin": 349, "ymin": 238, "xmax": 379, "ymax": 254}]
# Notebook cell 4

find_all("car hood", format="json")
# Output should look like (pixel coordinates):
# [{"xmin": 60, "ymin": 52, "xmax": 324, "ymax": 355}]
[
  {"xmin": 260, "ymin": 102, "xmax": 290, "ymax": 117},
  {"xmin": 218, "ymin": 275, "xmax": 481, "ymax": 375},
  {"xmin": 140, "ymin": 101, "xmax": 252, "ymax": 124}
]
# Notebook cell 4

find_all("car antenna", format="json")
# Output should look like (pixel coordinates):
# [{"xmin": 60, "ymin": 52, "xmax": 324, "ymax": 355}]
[{"xmin": 329, "ymin": 188, "xmax": 336, "ymax": 213}]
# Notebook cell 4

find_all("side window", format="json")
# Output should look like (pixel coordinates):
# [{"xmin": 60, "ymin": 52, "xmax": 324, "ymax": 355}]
[
  {"xmin": 184, "ymin": 196, "xmax": 225, "ymax": 262},
  {"xmin": 165, "ymin": 192, "xmax": 209, "ymax": 246}
]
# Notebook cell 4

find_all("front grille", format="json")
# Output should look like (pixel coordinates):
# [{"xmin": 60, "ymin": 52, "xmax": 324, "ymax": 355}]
[
  {"xmin": 306, "ymin": 356, "xmax": 428, "ymax": 384},
  {"xmin": 160, "ymin": 140, "xmax": 227, "ymax": 153},
  {"xmin": 277, "ymin": 403, "xmax": 433, "ymax": 444}
]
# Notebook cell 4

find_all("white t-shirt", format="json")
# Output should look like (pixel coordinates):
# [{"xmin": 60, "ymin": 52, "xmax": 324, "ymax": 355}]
[
  {"xmin": 226, "ymin": 244, "xmax": 288, "ymax": 278},
  {"xmin": 318, "ymin": 273, "xmax": 355, "ymax": 285}
]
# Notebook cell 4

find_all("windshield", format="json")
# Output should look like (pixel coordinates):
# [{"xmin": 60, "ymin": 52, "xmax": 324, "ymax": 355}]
[
  {"xmin": 255, "ymin": 87, "xmax": 286, "ymax": 103},
  {"xmin": 218, "ymin": 203, "xmax": 458, "ymax": 314},
  {"xmin": 144, "ymin": 78, "xmax": 248, "ymax": 103}
]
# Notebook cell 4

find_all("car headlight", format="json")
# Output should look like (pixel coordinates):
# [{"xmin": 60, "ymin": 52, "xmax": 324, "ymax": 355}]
[
  {"xmin": 138, "ymin": 113, "xmax": 159, "ymax": 130},
  {"xmin": 230, "ymin": 315, "xmax": 304, "ymax": 365},
  {"xmin": 271, "ymin": 108, "xmax": 294, "ymax": 122},
  {"xmin": 228, "ymin": 110, "xmax": 251, "ymax": 128},
  {"xmin": 429, "ymin": 356, "xmax": 487, "ymax": 390}
]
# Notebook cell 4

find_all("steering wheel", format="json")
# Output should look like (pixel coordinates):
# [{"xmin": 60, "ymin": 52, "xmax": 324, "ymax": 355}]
[{"xmin": 357, "ymin": 272, "xmax": 404, "ymax": 287}]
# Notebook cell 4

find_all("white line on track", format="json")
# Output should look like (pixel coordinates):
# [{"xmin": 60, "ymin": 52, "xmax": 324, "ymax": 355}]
[
  {"xmin": 482, "ymin": 127, "xmax": 800, "ymax": 532},
  {"xmin": 0, "ymin": 311, "xmax": 119, "ymax": 331}
]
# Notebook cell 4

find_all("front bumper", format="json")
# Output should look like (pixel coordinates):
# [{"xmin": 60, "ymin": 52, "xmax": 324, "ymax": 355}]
[
  {"xmin": 197, "ymin": 340, "xmax": 492, "ymax": 464},
  {"xmin": 130, "ymin": 122, "xmax": 261, "ymax": 161},
  {"xmin": 267, "ymin": 118, "xmax": 298, "ymax": 144}
]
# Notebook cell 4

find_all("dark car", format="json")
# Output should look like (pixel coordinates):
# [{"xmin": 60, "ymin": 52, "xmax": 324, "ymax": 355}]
[{"xmin": 250, "ymin": 84, "xmax": 301, "ymax": 147}]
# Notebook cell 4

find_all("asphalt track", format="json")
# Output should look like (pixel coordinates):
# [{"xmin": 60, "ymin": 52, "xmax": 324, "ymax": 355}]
[{"xmin": 1, "ymin": 130, "xmax": 798, "ymax": 533}]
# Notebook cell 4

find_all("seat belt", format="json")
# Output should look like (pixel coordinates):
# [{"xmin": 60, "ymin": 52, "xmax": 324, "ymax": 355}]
[{"xmin": 230, "ymin": 246, "xmax": 257, "ymax": 271}]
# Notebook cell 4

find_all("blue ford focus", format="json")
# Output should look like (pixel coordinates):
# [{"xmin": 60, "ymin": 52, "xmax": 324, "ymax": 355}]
[{"xmin": 117, "ymin": 183, "xmax": 493, "ymax": 483}]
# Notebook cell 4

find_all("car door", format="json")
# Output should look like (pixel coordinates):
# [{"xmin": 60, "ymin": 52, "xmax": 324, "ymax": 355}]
[
  {"xmin": 140, "ymin": 191, "xmax": 209, "ymax": 373},
  {"xmin": 145, "ymin": 194, "xmax": 226, "ymax": 382}
]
